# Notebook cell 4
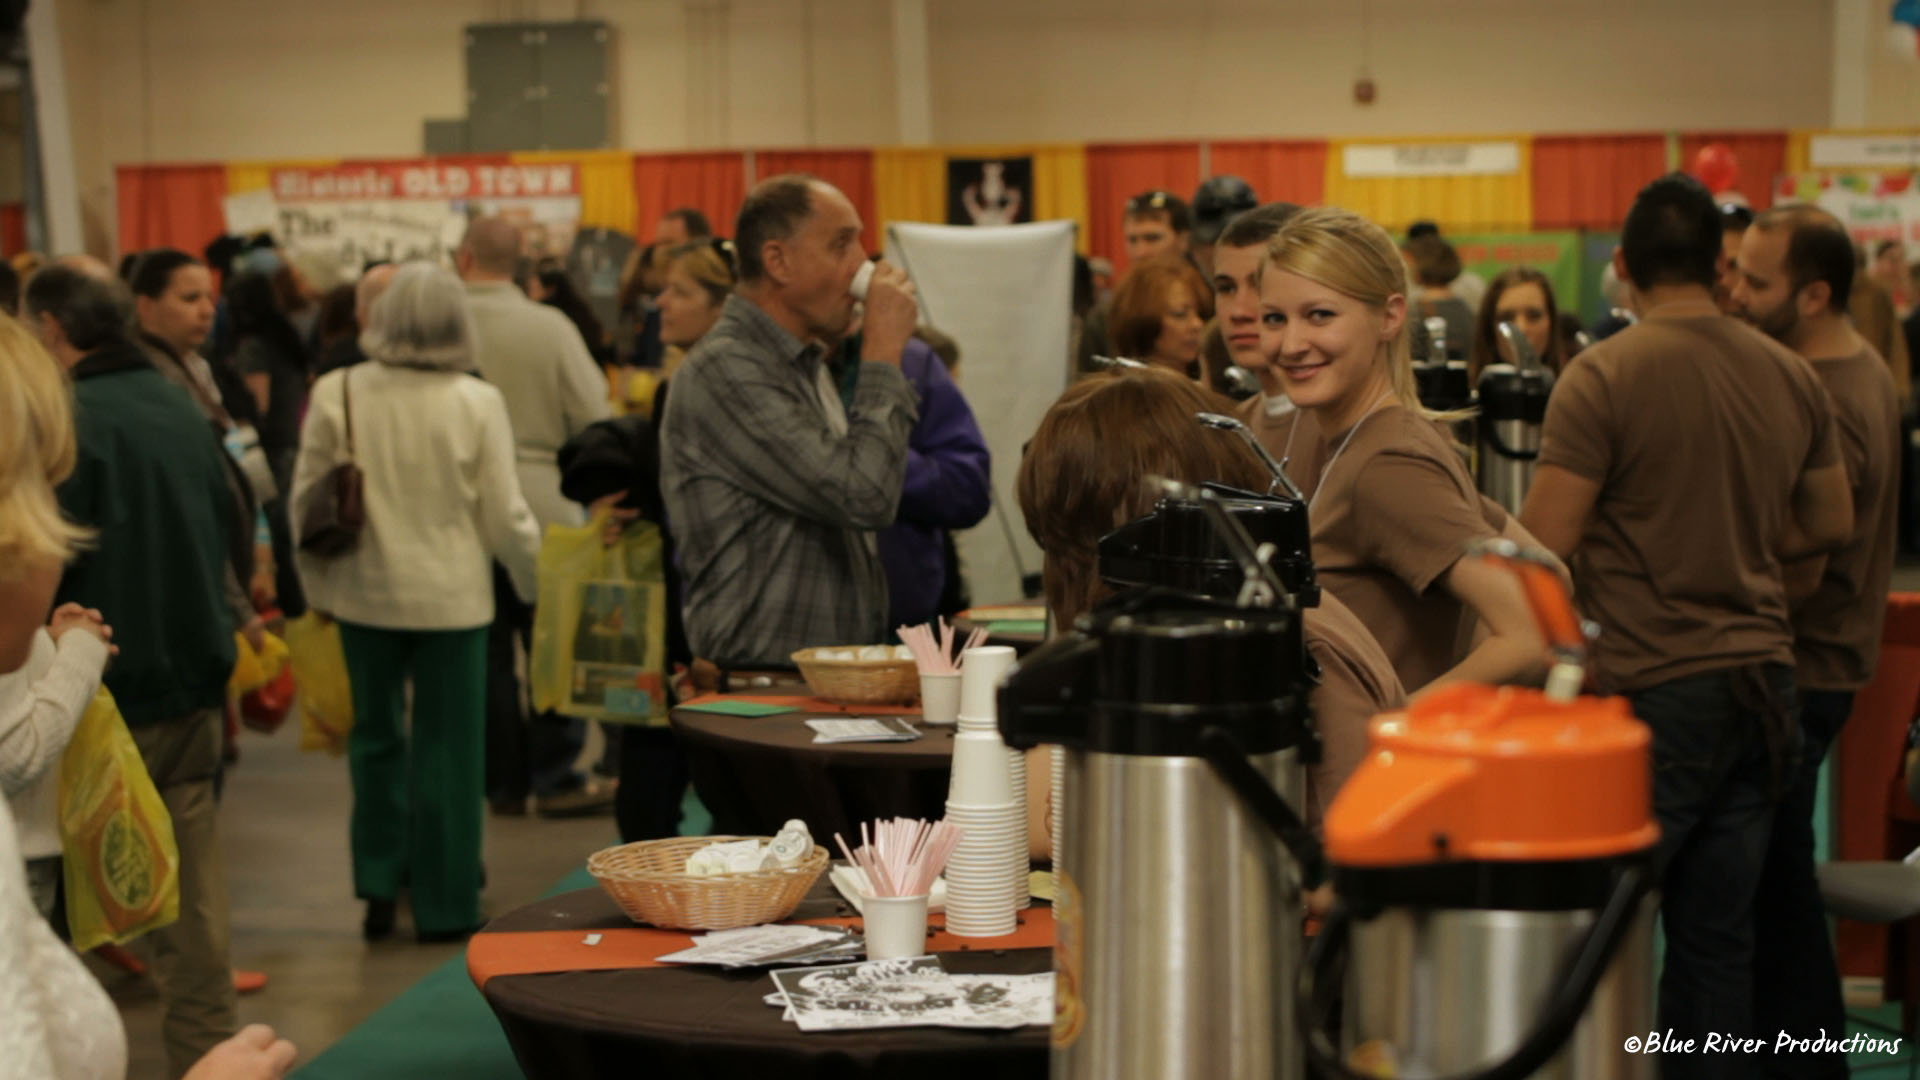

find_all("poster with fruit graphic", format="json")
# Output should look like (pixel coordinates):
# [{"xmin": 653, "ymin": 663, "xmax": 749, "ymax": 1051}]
[{"xmin": 1777, "ymin": 172, "xmax": 1920, "ymax": 250}]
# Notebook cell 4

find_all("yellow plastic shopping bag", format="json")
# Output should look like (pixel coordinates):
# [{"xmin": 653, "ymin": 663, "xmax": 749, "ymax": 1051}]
[
  {"xmin": 58, "ymin": 688, "xmax": 181, "ymax": 951},
  {"xmin": 530, "ymin": 518, "xmax": 668, "ymax": 724},
  {"xmin": 285, "ymin": 612, "xmax": 353, "ymax": 755},
  {"xmin": 226, "ymin": 630, "xmax": 289, "ymax": 698}
]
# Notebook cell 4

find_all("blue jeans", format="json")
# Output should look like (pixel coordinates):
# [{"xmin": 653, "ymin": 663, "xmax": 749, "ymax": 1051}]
[
  {"xmin": 1750, "ymin": 689, "xmax": 1851, "ymax": 1079},
  {"xmin": 1631, "ymin": 664, "xmax": 1798, "ymax": 1080}
]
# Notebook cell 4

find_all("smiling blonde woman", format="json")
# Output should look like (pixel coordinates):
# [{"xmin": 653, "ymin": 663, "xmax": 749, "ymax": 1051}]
[{"xmin": 1258, "ymin": 207, "xmax": 1544, "ymax": 694}]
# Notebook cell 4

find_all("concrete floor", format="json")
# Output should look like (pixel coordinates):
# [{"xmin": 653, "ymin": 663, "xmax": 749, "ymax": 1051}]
[{"xmin": 106, "ymin": 718, "xmax": 619, "ymax": 1079}]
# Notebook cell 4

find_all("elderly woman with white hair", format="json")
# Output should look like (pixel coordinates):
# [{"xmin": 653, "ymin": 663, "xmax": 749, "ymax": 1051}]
[{"xmin": 290, "ymin": 260, "xmax": 540, "ymax": 943}]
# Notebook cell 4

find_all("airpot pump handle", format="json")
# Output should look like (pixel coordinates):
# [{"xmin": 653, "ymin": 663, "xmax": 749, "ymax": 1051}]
[{"xmin": 1198, "ymin": 725, "xmax": 1325, "ymax": 888}]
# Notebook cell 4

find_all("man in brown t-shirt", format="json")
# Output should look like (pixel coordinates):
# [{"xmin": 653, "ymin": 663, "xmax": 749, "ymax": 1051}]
[
  {"xmin": 1212, "ymin": 203, "xmax": 1307, "ymax": 455},
  {"xmin": 1732, "ymin": 204, "xmax": 1901, "ymax": 1072},
  {"xmin": 1520, "ymin": 173, "xmax": 1853, "ymax": 1077}
]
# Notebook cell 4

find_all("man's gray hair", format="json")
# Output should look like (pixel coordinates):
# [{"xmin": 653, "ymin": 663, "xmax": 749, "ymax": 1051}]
[{"xmin": 360, "ymin": 261, "xmax": 475, "ymax": 371}]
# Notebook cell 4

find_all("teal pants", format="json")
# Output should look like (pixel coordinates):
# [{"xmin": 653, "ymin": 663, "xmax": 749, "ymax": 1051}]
[{"xmin": 338, "ymin": 622, "xmax": 487, "ymax": 934}]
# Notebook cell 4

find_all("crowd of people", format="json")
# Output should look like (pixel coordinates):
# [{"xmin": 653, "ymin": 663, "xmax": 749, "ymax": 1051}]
[{"xmin": 0, "ymin": 160, "xmax": 1910, "ymax": 1079}]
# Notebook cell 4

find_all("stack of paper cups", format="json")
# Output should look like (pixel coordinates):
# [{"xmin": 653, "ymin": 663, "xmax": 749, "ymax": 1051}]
[
  {"xmin": 958, "ymin": 646, "xmax": 1027, "ymax": 910},
  {"xmin": 1007, "ymin": 747, "xmax": 1029, "ymax": 909},
  {"xmin": 946, "ymin": 646, "xmax": 1024, "ymax": 936},
  {"xmin": 1050, "ymin": 746, "xmax": 1066, "ymax": 903},
  {"xmin": 945, "ymin": 729, "xmax": 1021, "ymax": 937}
]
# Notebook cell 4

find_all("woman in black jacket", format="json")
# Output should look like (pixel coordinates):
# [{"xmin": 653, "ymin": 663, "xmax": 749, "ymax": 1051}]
[{"xmin": 220, "ymin": 270, "xmax": 313, "ymax": 618}]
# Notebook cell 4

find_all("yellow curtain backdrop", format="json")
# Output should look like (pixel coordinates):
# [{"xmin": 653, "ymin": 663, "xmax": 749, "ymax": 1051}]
[
  {"xmin": 872, "ymin": 147, "xmax": 948, "ymax": 236},
  {"xmin": 511, "ymin": 149, "xmax": 637, "ymax": 234},
  {"xmin": 1029, "ymin": 144, "xmax": 1091, "ymax": 254},
  {"xmin": 1321, "ymin": 135, "xmax": 1534, "ymax": 233},
  {"xmin": 225, "ymin": 159, "xmax": 339, "ymax": 195},
  {"xmin": 873, "ymin": 144, "xmax": 1090, "ymax": 253}
]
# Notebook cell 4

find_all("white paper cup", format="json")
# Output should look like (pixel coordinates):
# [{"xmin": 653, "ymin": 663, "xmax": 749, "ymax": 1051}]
[
  {"xmin": 946, "ymin": 913, "xmax": 1018, "ymax": 937},
  {"xmin": 946, "ymin": 851, "xmax": 1022, "ymax": 869},
  {"xmin": 944, "ymin": 870, "xmax": 1021, "ymax": 887},
  {"xmin": 958, "ymin": 646, "xmax": 1018, "ymax": 719},
  {"xmin": 919, "ymin": 673, "xmax": 961, "ymax": 726},
  {"xmin": 948, "ymin": 731, "xmax": 1014, "ymax": 805},
  {"xmin": 850, "ymin": 259, "xmax": 877, "ymax": 301},
  {"xmin": 863, "ymin": 893, "xmax": 930, "ymax": 961},
  {"xmin": 942, "ymin": 802, "xmax": 1022, "ymax": 819},
  {"xmin": 942, "ymin": 821, "xmax": 1019, "ymax": 836},
  {"xmin": 955, "ymin": 714, "xmax": 998, "ymax": 733}
]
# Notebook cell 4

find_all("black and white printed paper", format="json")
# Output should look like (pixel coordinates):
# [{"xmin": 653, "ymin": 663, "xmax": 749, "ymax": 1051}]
[{"xmin": 768, "ymin": 960, "xmax": 1052, "ymax": 1030}]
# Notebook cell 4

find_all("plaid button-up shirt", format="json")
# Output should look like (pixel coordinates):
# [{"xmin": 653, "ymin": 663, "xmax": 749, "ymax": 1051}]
[{"xmin": 660, "ymin": 295, "xmax": 919, "ymax": 666}]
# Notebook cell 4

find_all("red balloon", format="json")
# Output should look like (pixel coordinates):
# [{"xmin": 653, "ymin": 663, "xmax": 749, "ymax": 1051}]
[{"xmin": 1691, "ymin": 142, "xmax": 1740, "ymax": 195}]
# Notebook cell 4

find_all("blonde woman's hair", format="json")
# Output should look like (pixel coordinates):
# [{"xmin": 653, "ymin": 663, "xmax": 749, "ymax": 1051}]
[
  {"xmin": 665, "ymin": 240, "xmax": 737, "ymax": 307},
  {"xmin": 1264, "ymin": 206, "xmax": 1469, "ymax": 422},
  {"xmin": 0, "ymin": 314, "xmax": 92, "ymax": 576}
]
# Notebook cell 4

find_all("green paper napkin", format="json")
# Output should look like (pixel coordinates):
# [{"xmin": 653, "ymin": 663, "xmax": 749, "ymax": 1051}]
[{"xmin": 677, "ymin": 700, "xmax": 800, "ymax": 717}]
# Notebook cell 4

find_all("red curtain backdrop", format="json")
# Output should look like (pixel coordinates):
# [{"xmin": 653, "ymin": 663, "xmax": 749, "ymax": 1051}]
[
  {"xmin": 633, "ymin": 152, "xmax": 748, "ymax": 246},
  {"xmin": 1530, "ymin": 135, "xmax": 1669, "ymax": 231},
  {"xmin": 1085, "ymin": 142, "xmax": 1202, "ymax": 273},
  {"xmin": 1834, "ymin": 595, "xmax": 1920, "ymax": 984},
  {"xmin": 754, "ymin": 149, "xmax": 877, "ymax": 254},
  {"xmin": 1679, "ymin": 132, "xmax": 1788, "ymax": 212},
  {"xmin": 116, "ymin": 164, "xmax": 229, "ymax": 257},
  {"xmin": 1207, "ymin": 141, "xmax": 1328, "ymax": 209},
  {"xmin": 0, "ymin": 204, "xmax": 25, "ymax": 256}
]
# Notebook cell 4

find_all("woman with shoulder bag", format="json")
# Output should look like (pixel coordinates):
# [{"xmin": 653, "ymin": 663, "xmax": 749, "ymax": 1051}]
[{"xmin": 289, "ymin": 262, "xmax": 541, "ymax": 943}]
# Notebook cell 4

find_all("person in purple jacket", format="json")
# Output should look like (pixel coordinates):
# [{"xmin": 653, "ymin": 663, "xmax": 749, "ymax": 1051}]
[{"xmin": 828, "ymin": 324, "xmax": 992, "ymax": 629}]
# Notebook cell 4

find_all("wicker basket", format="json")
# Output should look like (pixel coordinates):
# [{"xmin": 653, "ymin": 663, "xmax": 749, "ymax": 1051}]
[
  {"xmin": 791, "ymin": 647, "xmax": 921, "ymax": 705},
  {"xmin": 586, "ymin": 836, "xmax": 830, "ymax": 930}
]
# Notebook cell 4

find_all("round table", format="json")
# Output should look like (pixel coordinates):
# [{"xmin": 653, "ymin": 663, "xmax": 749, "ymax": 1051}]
[
  {"xmin": 471, "ymin": 884, "xmax": 1050, "ymax": 1080},
  {"xmin": 670, "ymin": 701, "xmax": 956, "ymax": 841}
]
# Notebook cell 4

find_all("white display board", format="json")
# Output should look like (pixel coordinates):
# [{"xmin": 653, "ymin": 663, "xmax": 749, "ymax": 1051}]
[{"xmin": 885, "ymin": 220, "xmax": 1077, "ymax": 608}]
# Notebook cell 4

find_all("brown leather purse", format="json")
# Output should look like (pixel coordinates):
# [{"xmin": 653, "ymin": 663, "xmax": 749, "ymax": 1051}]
[{"xmin": 297, "ymin": 369, "xmax": 364, "ymax": 557}]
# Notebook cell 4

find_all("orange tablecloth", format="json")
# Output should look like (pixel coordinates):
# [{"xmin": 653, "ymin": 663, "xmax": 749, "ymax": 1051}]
[{"xmin": 469, "ymin": 904, "xmax": 1054, "ymax": 988}]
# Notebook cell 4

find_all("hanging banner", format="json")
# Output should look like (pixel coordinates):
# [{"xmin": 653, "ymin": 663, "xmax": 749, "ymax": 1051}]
[
  {"xmin": 271, "ymin": 161, "xmax": 579, "ymax": 202},
  {"xmin": 1450, "ymin": 231, "xmax": 1584, "ymax": 320},
  {"xmin": 1807, "ymin": 135, "xmax": 1920, "ymax": 171},
  {"xmin": 885, "ymin": 220, "xmax": 1076, "ymax": 607},
  {"xmin": 1779, "ymin": 172, "xmax": 1920, "ymax": 248},
  {"xmin": 231, "ymin": 160, "xmax": 584, "ymax": 269},
  {"xmin": 1343, "ymin": 141, "xmax": 1521, "ymax": 178},
  {"xmin": 946, "ymin": 157, "xmax": 1033, "ymax": 226}
]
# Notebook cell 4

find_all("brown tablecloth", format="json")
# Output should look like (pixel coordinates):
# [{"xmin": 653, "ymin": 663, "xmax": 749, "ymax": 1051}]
[
  {"xmin": 473, "ymin": 885, "xmax": 1049, "ymax": 1080},
  {"xmin": 669, "ymin": 703, "xmax": 956, "ymax": 841}
]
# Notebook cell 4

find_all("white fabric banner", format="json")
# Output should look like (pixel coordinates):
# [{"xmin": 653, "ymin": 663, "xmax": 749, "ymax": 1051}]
[{"xmin": 886, "ymin": 220, "xmax": 1077, "ymax": 610}]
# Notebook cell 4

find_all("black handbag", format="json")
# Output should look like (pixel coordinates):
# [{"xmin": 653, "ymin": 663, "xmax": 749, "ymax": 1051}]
[{"xmin": 296, "ymin": 369, "xmax": 364, "ymax": 557}]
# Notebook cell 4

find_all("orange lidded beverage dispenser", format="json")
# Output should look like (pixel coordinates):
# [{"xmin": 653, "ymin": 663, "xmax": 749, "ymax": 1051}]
[{"xmin": 1300, "ymin": 541, "xmax": 1659, "ymax": 1080}]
